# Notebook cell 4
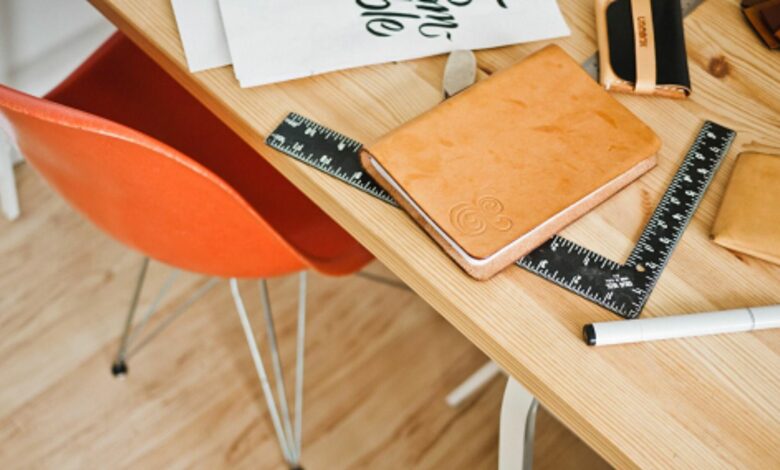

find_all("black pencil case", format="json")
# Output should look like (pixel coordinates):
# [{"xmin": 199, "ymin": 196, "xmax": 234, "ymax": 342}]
[{"xmin": 595, "ymin": 0, "xmax": 691, "ymax": 98}]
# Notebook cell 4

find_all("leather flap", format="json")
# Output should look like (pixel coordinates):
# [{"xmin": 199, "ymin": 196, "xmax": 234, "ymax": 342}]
[{"xmin": 712, "ymin": 152, "xmax": 780, "ymax": 266}]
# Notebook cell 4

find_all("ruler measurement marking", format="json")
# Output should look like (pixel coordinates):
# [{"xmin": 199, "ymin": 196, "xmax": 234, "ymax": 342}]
[{"xmin": 267, "ymin": 115, "xmax": 734, "ymax": 319}]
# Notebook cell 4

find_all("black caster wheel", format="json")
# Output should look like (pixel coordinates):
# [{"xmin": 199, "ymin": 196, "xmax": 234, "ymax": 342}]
[{"xmin": 111, "ymin": 360, "xmax": 128, "ymax": 377}]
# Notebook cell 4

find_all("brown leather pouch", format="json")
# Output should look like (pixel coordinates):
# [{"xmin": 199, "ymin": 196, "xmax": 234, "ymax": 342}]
[
  {"xmin": 743, "ymin": 0, "xmax": 780, "ymax": 49},
  {"xmin": 360, "ymin": 45, "xmax": 660, "ymax": 280},
  {"xmin": 596, "ymin": 0, "xmax": 691, "ymax": 98},
  {"xmin": 711, "ymin": 152, "xmax": 780, "ymax": 266}
]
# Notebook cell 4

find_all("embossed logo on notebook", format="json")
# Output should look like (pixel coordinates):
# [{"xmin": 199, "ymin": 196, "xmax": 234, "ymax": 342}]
[{"xmin": 449, "ymin": 195, "xmax": 513, "ymax": 236}]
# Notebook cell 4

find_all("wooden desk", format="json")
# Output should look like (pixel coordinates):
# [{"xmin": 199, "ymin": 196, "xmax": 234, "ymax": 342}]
[{"xmin": 87, "ymin": 0, "xmax": 780, "ymax": 467}]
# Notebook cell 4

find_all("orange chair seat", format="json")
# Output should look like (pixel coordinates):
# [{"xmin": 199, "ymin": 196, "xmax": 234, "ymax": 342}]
[{"xmin": 39, "ymin": 33, "xmax": 372, "ymax": 276}]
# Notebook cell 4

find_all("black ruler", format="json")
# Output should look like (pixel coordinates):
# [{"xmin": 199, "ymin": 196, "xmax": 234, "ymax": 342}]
[
  {"xmin": 267, "ymin": 114, "xmax": 735, "ymax": 318},
  {"xmin": 267, "ymin": 114, "xmax": 397, "ymax": 206}
]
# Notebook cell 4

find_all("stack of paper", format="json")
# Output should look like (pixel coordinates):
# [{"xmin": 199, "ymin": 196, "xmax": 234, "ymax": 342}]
[{"xmin": 171, "ymin": 0, "xmax": 570, "ymax": 88}]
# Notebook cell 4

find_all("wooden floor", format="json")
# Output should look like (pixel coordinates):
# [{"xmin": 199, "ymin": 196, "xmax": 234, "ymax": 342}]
[{"xmin": 0, "ymin": 164, "xmax": 609, "ymax": 469}]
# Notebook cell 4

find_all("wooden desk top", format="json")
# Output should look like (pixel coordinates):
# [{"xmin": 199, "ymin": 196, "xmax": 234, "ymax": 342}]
[{"xmin": 88, "ymin": 0, "xmax": 780, "ymax": 466}]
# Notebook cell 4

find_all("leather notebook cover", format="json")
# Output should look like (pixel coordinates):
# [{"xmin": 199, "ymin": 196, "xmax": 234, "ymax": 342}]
[
  {"xmin": 360, "ymin": 45, "xmax": 660, "ymax": 280},
  {"xmin": 711, "ymin": 152, "xmax": 780, "ymax": 266},
  {"xmin": 596, "ymin": 0, "xmax": 691, "ymax": 98}
]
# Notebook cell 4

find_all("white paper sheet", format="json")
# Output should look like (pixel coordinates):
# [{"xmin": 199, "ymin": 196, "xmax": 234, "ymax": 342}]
[
  {"xmin": 218, "ymin": 0, "xmax": 570, "ymax": 88},
  {"xmin": 171, "ymin": 0, "xmax": 232, "ymax": 72}
]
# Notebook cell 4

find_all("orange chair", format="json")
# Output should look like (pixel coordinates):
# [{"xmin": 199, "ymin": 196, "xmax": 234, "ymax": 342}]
[{"xmin": 0, "ymin": 32, "xmax": 372, "ymax": 469}]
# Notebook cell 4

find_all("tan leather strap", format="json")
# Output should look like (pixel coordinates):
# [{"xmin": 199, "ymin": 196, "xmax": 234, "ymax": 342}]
[{"xmin": 630, "ymin": 0, "xmax": 656, "ymax": 94}]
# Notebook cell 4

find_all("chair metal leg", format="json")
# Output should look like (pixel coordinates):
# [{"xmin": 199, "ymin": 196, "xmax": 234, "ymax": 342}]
[
  {"xmin": 259, "ymin": 279, "xmax": 296, "ymax": 458},
  {"xmin": 293, "ymin": 272, "xmax": 307, "ymax": 458},
  {"xmin": 499, "ymin": 378, "xmax": 539, "ymax": 470},
  {"xmin": 126, "ymin": 269, "xmax": 179, "ymax": 349},
  {"xmin": 231, "ymin": 278, "xmax": 297, "ymax": 467},
  {"xmin": 231, "ymin": 275, "xmax": 309, "ymax": 469},
  {"xmin": 111, "ymin": 259, "xmax": 193, "ymax": 377},
  {"xmin": 127, "ymin": 277, "xmax": 219, "ymax": 358},
  {"xmin": 111, "ymin": 257, "xmax": 150, "ymax": 376}
]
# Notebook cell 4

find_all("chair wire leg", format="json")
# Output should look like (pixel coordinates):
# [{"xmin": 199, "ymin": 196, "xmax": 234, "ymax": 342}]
[
  {"xmin": 230, "ymin": 279, "xmax": 296, "ymax": 467},
  {"xmin": 293, "ymin": 272, "xmax": 307, "ymax": 460},
  {"xmin": 127, "ymin": 277, "xmax": 219, "ymax": 359},
  {"xmin": 126, "ymin": 269, "xmax": 180, "ymax": 352},
  {"xmin": 259, "ymin": 279, "xmax": 298, "ymax": 462},
  {"xmin": 112, "ymin": 257, "xmax": 150, "ymax": 376}
]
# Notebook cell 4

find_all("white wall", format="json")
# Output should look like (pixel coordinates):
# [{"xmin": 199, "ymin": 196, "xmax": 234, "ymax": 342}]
[{"xmin": 0, "ymin": 0, "xmax": 115, "ymax": 96}]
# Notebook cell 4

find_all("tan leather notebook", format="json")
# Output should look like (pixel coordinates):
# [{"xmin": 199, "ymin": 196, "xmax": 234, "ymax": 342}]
[{"xmin": 361, "ymin": 45, "xmax": 660, "ymax": 280}]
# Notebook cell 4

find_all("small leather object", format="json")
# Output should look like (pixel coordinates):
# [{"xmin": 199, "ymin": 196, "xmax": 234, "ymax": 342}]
[
  {"xmin": 711, "ymin": 152, "xmax": 780, "ymax": 266},
  {"xmin": 596, "ymin": 0, "xmax": 691, "ymax": 98},
  {"xmin": 743, "ymin": 0, "xmax": 780, "ymax": 49},
  {"xmin": 360, "ymin": 45, "xmax": 660, "ymax": 280},
  {"xmin": 763, "ymin": 1, "xmax": 780, "ymax": 31}
]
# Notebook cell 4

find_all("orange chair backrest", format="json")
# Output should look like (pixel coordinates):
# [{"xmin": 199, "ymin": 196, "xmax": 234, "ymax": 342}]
[{"xmin": 0, "ymin": 85, "xmax": 306, "ymax": 278}]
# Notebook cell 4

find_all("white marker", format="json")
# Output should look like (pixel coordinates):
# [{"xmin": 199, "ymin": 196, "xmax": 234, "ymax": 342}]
[{"xmin": 584, "ymin": 305, "xmax": 780, "ymax": 346}]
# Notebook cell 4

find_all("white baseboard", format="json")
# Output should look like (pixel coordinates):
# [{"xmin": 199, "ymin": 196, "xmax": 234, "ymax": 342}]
[
  {"xmin": 8, "ymin": 21, "xmax": 116, "ymax": 97},
  {"xmin": 1, "ymin": 0, "xmax": 115, "ymax": 96}
]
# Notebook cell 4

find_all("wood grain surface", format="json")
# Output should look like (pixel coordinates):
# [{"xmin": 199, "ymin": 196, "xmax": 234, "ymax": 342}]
[
  {"xmin": 0, "ymin": 165, "xmax": 608, "ymax": 469},
  {"xmin": 85, "ymin": 0, "xmax": 780, "ymax": 467}
]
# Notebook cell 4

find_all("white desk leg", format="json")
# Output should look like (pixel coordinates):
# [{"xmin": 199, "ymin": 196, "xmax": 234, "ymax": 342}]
[
  {"xmin": 446, "ymin": 361, "xmax": 502, "ymax": 407},
  {"xmin": 499, "ymin": 378, "xmax": 538, "ymax": 470},
  {"xmin": 0, "ymin": 134, "xmax": 20, "ymax": 221}
]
